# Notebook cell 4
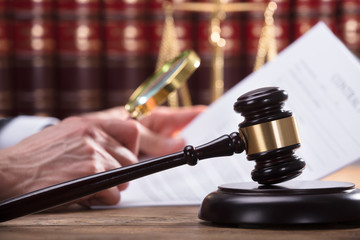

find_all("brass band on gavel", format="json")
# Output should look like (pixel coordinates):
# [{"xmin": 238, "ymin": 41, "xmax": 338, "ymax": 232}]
[{"xmin": 240, "ymin": 116, "xmax": 301, "ymax": 155}]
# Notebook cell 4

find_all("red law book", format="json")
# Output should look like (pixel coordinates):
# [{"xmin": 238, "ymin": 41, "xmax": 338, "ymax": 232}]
[
  {"xmin": 147, "ymin": 1, "xmax": 194, "ymax": 68},
  {"xmin": 192, "ymin": 0, "xmax": 245, "ymax": 105},
  {"xmin": 293, "ymin": 0, "xmax": 339, "ymax": 40},
  {"xmin": 191, "ymin": 4, "xmax": 212, "ymax": 105},
  {"xmin": 102, "ymin": 0, "xmax": 151, "ymax": 108},
  {"xmin": 0, "ymin": 0, "xmax": 13, "ymax": 117},
  {"xmin": 147, "ymin": 0, "xmax": 195, "ymax": 105},
  {"xmin": 56, "ymin": 0, "xmax": 103, "ymax": 118},
  {"xmin": 221, "ymin": 10, "xmax": 245, "ymax": 93},
  {"xmin": 244, "ymin": 0, "xmax": 291, "ymax": 76},
  {"xmin": 339, "ymin": 0, "xmax": 360, "ymax": 58},
  {"xmin": 11, "ymin": 0, "xmax": 56, "ymax": 116}
]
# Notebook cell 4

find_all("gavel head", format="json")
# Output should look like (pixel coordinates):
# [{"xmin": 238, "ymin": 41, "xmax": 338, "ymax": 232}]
[{"xmin": 234, "ymin": 87, "xmax": 305, "ymax": 185}]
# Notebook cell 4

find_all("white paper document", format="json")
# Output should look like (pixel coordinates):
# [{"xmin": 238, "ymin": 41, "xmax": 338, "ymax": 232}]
[{"xmin": 118, "ymin": 22, "xmax": 360, "ymax": 207}]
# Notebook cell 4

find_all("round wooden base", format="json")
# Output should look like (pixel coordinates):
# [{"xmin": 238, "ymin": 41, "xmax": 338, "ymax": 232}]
[{"xmin": 199, "ymin": 181, "xmax": 360, "ymax": 226}]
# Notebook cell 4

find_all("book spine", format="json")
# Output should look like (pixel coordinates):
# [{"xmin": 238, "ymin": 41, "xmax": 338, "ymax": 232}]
[
  {"xmin": 102, "ymin": 0, "xmax": 151, "ymax": 108},
  {"xmin": 244, "ymin": 0, "xmax": 291, "ymax": 75},
  {"xmin": 147, "ymin": 1, "xmax": 194, "ymax": 66},
  {"xmin": 148, "ymin": 0, "xmax": 195, "ymax": 106},
  {"xmin": 0, "ymin": 0, "xmax": 13, "ymax": 117},
  {"xmin": 11, "ymin": 0, "xmax": 56, "ymax": 116},
  {"xmin": 192, "ymin": 0, "xmax": 244, "ymax": 105},
  {"xmin": 293, "ymin": 0, "xmax": 339, "ymax": 40},
  {"xmin": 192, "ymin": 3, "xmax": 211, "ymax": 105},
  {"xmin": 222, "ymin": 7, "xmax": 245, "ymax": 93},
  {"xmin": 339, "ymin": 0, "xmax": 360, "ymax": 58},
  {"xmin": 56, "ymin": 0, "xmax": 103, "ymax": 118}
]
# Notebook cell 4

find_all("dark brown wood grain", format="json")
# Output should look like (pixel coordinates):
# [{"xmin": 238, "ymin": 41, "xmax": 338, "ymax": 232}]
[
  {"xmin": 0, "ymin": 205, "xmax": 360, "ymax": 240},
  {"xmin": 0, "ymin": 166, "xmax": 359, "ymax": 240}
]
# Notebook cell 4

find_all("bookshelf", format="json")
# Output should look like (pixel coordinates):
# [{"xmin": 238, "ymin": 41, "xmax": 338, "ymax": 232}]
[{"xmin": 0, "ymin": 0, "xmax": 359, "ymax": 118}]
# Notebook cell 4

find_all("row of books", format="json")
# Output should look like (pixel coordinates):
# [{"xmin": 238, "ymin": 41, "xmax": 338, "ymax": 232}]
[{"xmin": 0, "ymin": 0, "xmax": 359, "ymax": 118}]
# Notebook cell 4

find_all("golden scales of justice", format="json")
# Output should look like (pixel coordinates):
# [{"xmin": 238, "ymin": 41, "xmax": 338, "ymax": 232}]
[
  {"xmin": 156, "ymin": 0, "xmax": 278, "ymax": 107},
  {"xmin": 126, "ymin": 0, "xmax": 279, "ymax": 119}
]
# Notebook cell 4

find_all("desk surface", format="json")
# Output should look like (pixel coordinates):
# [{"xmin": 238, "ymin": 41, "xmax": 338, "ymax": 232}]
[{"xmin": 1, "ymin": 166, "xmax": 360, "ymax": 240}]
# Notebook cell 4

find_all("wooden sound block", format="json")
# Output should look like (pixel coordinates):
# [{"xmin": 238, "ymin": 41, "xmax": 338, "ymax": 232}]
[{"xmin": 199, "ymin": 180, "xmax": 360, "ymax": 226}]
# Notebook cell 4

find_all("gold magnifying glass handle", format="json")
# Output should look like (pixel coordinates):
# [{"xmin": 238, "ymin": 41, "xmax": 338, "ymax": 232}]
[{"xmin": 125, "ymin": 50, "xmax": 201, "ymax": 120}]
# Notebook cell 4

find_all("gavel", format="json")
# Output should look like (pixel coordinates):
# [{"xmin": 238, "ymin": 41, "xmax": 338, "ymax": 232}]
[{"xmin": 0, "ymin": 87, "xmax": 305, "ymax": 222}]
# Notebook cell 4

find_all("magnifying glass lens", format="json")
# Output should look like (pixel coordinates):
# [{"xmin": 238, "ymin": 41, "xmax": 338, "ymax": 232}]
[{"xmin": 125, "ymin": 50, "xmax": 200, "ymax": 119}]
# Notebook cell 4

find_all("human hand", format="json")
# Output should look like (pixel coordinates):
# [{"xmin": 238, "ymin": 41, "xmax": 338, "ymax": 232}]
[
  {"xmin": 0, "ymin": 116, "xmax": 140, "ymax": 206},
  {"xmin": 84, "ymin": 105, "xmax": 206, "ymax": 156},
  {"xmin": 0, "ymin": 105, "xmax": 205, "ymax": 207},
  {"xmin": 138, "ymin": 105, "xmax": 206, "ymax": 156}
]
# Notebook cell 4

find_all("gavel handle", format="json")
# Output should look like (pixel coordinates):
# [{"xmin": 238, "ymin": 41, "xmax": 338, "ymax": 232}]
[{"xmin": 0, "ymin": 132, "xmax": 244, "ymax": 222}]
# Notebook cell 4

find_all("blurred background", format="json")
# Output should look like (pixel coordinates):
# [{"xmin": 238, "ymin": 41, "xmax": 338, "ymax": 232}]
[{"xmin": 0, "ymin": 0, "xmax": 358, "ymax": 119}]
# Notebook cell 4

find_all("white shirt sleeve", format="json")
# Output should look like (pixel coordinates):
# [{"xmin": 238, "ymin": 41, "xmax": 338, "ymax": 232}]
[{"xmin": 0, "ymin": 116, "xmax": 60, "ymax": 149}]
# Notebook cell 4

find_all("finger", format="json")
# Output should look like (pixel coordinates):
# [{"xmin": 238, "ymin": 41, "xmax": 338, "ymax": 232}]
[
  {"xmin": 77, "ymin": 186, "xmax": 121, "ymax": 207},
  {"xmin": 90, "ymin": 118, "xmax": 140, "ymax": 156},
  {"xmin": 87, "ymin": 124, "xmax": 139, "ymax": 167},
  {"xmin": 89, "ymin": 186, "xmax": 121, "ymax": 205},
  {"xmin": 103, "ymin": 144, "xmax": 138, "ymax": 167},
  {"xmin": 85, "ymin": 135, "xmax": 137, "ymax": 171},
  {"xmin": 92, "ymin": 146, "xmax": 131, "ymax": 192},
  {"xmin": 82, "ymin": 107, "xmax": 129, "ymax": 120},
  {"xmin": 91, "ymin": 145, "xmax": 131, "ymax": 198},
  {"xmin": 138, "ymin": 124, "xmax": 186, "ymax": 156},
  {"xmin": 94, "ymin": 143, "xmax": 135, "ymax": 190},
  {"xmin": 117, "ymin": 182, "xmax": 129, "ymax": 191},
  {"xmin": 139, "ymin": 106, "xmax": 206, "ymax": 136},
  {"xmin": 74, "ymin": 141, "xmax": 129, "ymax": 206}
]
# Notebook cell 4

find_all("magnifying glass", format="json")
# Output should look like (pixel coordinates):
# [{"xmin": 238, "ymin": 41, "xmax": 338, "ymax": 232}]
[{"xmin": 125, "ymin": 50, "xmax": 201, "ymax": 119}]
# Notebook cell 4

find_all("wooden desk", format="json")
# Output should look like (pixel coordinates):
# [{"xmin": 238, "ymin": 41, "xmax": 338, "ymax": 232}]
[{"xmin": 1, "ymin": 166, "xmax": 360, "ymax": 240}]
